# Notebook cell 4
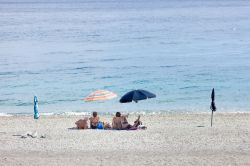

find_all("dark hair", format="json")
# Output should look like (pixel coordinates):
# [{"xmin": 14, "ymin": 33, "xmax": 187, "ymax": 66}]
[
  {"xmin": 116, "ymin": 112, "xmax": 121, "ymax": 117},
  {"xmin": 93, "ymin": 112, "xmax": 97, "ymax": 117}
]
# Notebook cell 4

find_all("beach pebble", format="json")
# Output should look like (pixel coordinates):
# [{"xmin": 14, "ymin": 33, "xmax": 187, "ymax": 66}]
[{"xmin": 40, "ymin": 135, "xmax": 46, "ymax": 138}]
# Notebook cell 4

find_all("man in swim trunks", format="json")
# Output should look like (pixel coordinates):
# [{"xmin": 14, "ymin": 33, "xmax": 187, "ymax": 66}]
[{"xmin": 89, "ymin": 112, "xmax": 99, "ymax": 129}]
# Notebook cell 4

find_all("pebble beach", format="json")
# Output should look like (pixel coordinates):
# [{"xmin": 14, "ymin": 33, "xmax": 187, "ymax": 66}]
[{"xmin": 0, "ymin": 113, "xmax": 249, "ymax": 166}]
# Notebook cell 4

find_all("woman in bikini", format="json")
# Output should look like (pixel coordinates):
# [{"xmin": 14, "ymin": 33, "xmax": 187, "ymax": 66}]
[{"xmin": 112, "ymin": 112, "xmax": 142, "ymax": 130}]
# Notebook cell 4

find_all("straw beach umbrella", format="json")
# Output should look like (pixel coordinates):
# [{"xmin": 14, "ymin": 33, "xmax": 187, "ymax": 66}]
[
  {"xmin": 84, "ymin": 90, "xmax": 117, "ymax": 129},
  {"xmin": 210, "ymin": 88, "xmax": 216, "ymax": 127},
  {"xmin": 84, "ymin": 90, "xmax": 117, "ymax": 102}
]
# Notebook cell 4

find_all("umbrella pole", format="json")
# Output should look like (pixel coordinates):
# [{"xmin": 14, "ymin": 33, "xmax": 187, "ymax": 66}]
[
  {"xmin": 34, "ymin": 119, "xmax": 38, "ymax": 135},
  {"xmin": 211, "ymin": 111, "xmax": 213, "ymax": 127}
]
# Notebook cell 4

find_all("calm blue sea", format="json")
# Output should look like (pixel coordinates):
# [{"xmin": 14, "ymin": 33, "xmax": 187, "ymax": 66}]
[{"xmin": 1, "ymin": 0, "xmax": 250, "ymax": 114}]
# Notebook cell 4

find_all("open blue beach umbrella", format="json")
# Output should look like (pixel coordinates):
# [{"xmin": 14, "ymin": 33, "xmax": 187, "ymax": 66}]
[
  {"xmin": 119, "ymin": 89, "xmax": 156, "ymax": 103},
  {"xmin": 34, "ymin": 96, "xmax": 40, "ymax": 119}
]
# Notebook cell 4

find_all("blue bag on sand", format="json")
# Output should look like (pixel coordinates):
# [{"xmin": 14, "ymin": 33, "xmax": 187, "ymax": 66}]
[
  {"xmin": 34, "ymin": 96, "xmax": 40, "ymax": 119},
  {"xmin": 97, "ymin": 122, "xmax": 104, "ymax": 129}
]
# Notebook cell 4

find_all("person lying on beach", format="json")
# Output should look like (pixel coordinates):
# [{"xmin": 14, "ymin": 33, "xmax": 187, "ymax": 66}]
[
  {"xmin": 133, "ymin": 115, "xmax": 142, "ymax": 127},
  {"xmin": 120, "ymin": 114, "xmax": 132, "ymax": 129},
  {"xmin": 75, "ymin": 117, "xmax": 88, "ymax": 129},
  {"xmin": 112, "ymin": 112, "xmax": 143, "ymax": 130},
  {"xmin": 89, "ymin": 112, "xmax": 99, "ymax": 129},
  {"xmin": 121, "ymin": 115, "xmax": 142, "ymax": 130}
]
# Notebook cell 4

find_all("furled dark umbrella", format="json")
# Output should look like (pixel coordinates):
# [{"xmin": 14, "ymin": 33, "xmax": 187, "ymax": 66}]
[
  {"xmin": 120, "ymin": 89, "xmax": 156, "ymax": 103},
  {"xmin": 210, "ymin": 88, "xmax": 216, "ymax": 127},
  {"xmin": 34, "ymin": 96, "xmax": 39, "ymax": 120},
  {"xmin": 33, "ymin": 96, "xmax": 39, "ymax": 138}
]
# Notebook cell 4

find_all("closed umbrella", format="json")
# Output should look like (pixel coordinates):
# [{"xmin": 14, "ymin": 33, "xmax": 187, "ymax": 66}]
[
  {"xmin": 32, "ymin": 96, "xmax": 39, "ymax": 138},
  {"xmin": 34, "ymin": 96, "xmax": 39, "ymax": 119},
  {"xmin": 210, "ymin": 88, "xmax": 216, "ymax": 127}
]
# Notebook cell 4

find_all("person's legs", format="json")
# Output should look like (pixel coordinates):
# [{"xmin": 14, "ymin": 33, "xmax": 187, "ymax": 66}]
[
  {"xmin": 133, "ymin": 115, "xmax": 142, "ymax": 127},
  {"xmin": 91, "ymin": 125, "xmax": 97, "ymax": 129}
]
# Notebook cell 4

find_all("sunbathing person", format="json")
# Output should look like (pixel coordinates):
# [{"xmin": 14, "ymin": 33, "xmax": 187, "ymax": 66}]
[
  {"xmin": 75, "ymin": 117, "xmax": 88, "ymax": 129},
  {"xmin": 120, "ymin": 114, "xmax": 132, "ymax": 129},
  {"xmin": 133, "ymin": 115, "xmax": 142, "ymax": 127},
  {"xmin": 112, "ymin": 112, "xmax": 143, "ymax": 130},
  {"xmin": 112, "ymin": 112, "xmax": 122, "ymax": 130},
  {"xmin": 89, "ymin": 112, "xmax": 99, "ymax": 129},
  {"xmin": 121, "ymin": 115, "xmax": 142, "ymax": 130}
]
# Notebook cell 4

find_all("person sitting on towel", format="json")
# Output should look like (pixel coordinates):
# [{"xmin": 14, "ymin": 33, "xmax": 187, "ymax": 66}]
[
  {"xmin": 112, "ymin": 112, "xmax": 122, "ymax": 130},
  {"xmin": 75, "ymin": 117, "xmax": 88, "ymax": 129},
  {"xmin": 112, "ymin": 112, "xmax": 142, "ymax": 130},
  {"xmin": 89, "ymin": 112, "xmax": 99, "ymax": 129},
  {"xmin": 121, "ymin": 114, "xmax": 142, "ymax": 130}
]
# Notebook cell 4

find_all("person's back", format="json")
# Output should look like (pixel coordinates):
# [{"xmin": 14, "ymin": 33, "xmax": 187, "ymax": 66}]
[
  {"xmin": 89, "ymin": 112, "xmax": 99, "ymax": 129},
  {"xmin": 120, "ymin": 115, "xmax": 131, "ymax": 129},
  {"xmin": 75, "ymin": 117, "xmax": 88, "ymax": 129},
  {"xmin": 112, "ymin": 112, "xmax": 122, "ymax": 130}
]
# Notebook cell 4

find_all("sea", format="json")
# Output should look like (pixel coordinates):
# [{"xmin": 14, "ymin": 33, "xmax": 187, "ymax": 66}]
[{"xmin": 1, "ymin": 0, "xmax": 250, "ymax": 116}]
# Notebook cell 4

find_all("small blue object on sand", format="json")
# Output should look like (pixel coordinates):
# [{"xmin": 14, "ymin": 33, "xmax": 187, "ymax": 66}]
[
  {"xmin": 97, "ymin": 122, "xmax": 104, "ymax": 129},
  {"xmin": 34, "ymin": 96, "xmax": 39, "ymax": 119}
]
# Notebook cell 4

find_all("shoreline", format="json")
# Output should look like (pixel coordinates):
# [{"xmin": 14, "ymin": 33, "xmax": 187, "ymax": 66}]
[{"xmin": 1, "ymin": 111, "xmax": 250, "ymax": 117}]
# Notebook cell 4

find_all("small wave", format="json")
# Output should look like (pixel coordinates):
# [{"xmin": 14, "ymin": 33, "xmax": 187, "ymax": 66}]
[
  {"xmin": 86, "ymin": 34, "xmax": 101, "ymax": 37},
  {"xmin": 61, "ymin": 112, "xmax": 91, "ymax": 116},
  {"xmin": 95, "ymin": 76, "xmax": 122, "ymax": 80},
  {"xmin": 0, "ymin": 99, "xmax": 11, "ymax": 103},
  {"xmin": 44, "ymin": 51, "xmax": 73, "ymax": 55},
  {"xmin": 132, "ymin": 80, "xmax": 152, "ymax": 84},
  {"xmin": 100, "ymin": 58, "xmax": 124, "ymax": 62},
  {"xmin": 85, "ymin": 49, "xmax": 103, "ymax": 52},
  {"xmin": 0, "ymin": 71, "xmax": 15, "ymax": 76},
  {"xmin": 75, "ymin": 66, "xmax": 96, "ymax": 70},
  {"xmin": 157, "ymin": 99, "xmax": 175, "ymax": 103},
  {"xmin": 1, "ymin": 110, "xmax": 250, "ymax": 117},
  {"xmin": 174, "ymin": 96, "xmax": 203, "ymax": 101},
  {"xmin": 197, "ymin": 72, "xmax": 211, "ymax": 76},
  {"xmin": 16, "ymin": 102, "xmax": 33, "ymax": 106},
  {"xmin": 131, "ymin": 36, "xmax": 153, "ymax": 40},
  {"xmin": 183, "ymin": 79, "xmax": 192, "ymax": 83},
  {"xmin": 179, "ymin": 86, "xmax": 199, "ymax": 90},
  {"xmin": 12, "ymin": 84, "xmax": 29, "ymax": 88},
  {"xmin": 160, "ymin": 41, "xmax": 179, "ymax": 45},
  {"xmin": 0, "ymin": 113, "xmax": 12, "ymax": 117},
  {"xmin": 159, "ymin": 65, "xmax": 178, "ymax": 68},
  {"xmin": 70, "ymin": 61, "xmax": 87, "ymax": 65},
  {"xmin": 40, "ymin": 112, "xmax": 56, "ymax": 116},
  {"xmin": 103, "ymin": 85, "xmax": 115, "ymax": 89},
  {"xmin": 48, "ymin": 99, "xmax": 79, "ymax": 103}
]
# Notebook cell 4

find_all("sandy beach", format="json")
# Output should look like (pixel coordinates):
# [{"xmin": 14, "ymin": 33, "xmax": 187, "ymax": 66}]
[{"xmin": 0, "ymin": 113, "xmax": 249, "ymax": 166}]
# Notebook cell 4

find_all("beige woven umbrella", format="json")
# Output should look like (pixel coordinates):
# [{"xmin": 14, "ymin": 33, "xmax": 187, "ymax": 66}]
[{"xmin": 84, "ymin": 90, "xmax": 117, "ymax": 102}]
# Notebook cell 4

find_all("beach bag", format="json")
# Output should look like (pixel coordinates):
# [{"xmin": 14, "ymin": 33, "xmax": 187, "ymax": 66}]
[
  {"xmin": 104, "ymin": 122, "xmax": 111, "ymax": 129},
  {"xmin": 97, "ymin": 122, "xmax": 104, "ymax": 129}
]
